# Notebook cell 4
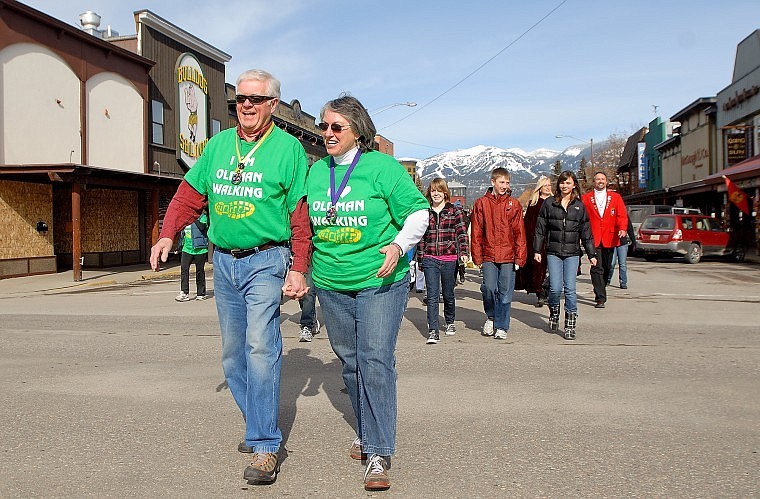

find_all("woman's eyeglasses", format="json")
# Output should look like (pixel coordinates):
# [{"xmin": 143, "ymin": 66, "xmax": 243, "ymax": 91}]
[
  {"xmin": 318, "ymin": 122, "xmax": 351, "ymax": 133},
  {"xmin": 236, "ymin": 94, "xmax": 276, "ymax": 105}
]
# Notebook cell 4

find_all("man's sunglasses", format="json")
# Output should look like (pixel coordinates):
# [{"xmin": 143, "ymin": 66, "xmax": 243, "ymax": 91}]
[
  {"xmin": 236, "ymin": 94, "xmax": 276, "ymax": 105},
  {"xmin": 317, "ymin": 122, "xmax": 351, "ymax": 133}
]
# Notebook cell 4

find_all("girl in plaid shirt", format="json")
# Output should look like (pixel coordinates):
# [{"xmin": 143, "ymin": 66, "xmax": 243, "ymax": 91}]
[{"xmin": 416, "ymin": 178, "xmax": 470, "ymax": 344}]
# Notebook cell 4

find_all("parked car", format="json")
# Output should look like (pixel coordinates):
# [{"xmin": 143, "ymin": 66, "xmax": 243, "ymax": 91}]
[
  {"xmin": 637, "ymin": 214, "xmax": 745, "ymax": 264},
  {"xmin": 627, "ymin": 205, "xmax": 701, "ymax": 236}
]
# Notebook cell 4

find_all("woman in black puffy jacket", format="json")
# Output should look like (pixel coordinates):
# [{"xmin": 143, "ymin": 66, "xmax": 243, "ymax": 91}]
[{"xmin": 533, "ymin": 171, "xmax": 597, "ymax": 340}]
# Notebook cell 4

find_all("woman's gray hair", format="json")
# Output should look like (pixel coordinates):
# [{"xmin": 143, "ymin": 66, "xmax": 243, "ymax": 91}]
[
  {"xmin": 320, "ymin": 94, "xmax": 377, "ymax": 152},
  {"xmin": 236, "ymin": 69, "xmax": 281, "ymax": 99}
]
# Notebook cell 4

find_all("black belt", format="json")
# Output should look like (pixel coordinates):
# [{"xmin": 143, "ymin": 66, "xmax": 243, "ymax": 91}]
[{"xmin": 216, "ymin": 241, "xmax": 288, "ymax": 258}]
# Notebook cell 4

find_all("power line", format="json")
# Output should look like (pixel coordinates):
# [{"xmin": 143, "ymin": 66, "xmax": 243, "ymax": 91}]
[{"xmin": 379, "ymin": 0, "xmax": 568, "ymax": 131}]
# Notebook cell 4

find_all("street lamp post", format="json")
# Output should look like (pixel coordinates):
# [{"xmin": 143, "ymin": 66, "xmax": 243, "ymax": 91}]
[
  {"xmin": 369, "ymin": 101, "xmax": 417, "ymax": 115},
  {"xmin": 555, "ymin": 134, "xmax": 593, "ymax": 169}
]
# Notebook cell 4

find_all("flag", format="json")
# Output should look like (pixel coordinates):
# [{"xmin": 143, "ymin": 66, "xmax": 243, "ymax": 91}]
[{"xmin": 723, "ymin": 175, "xmax": 750, "ymax": 214}]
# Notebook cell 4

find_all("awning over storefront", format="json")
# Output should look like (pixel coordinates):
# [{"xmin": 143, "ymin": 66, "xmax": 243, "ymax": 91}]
[{"xmin": 705, "ymin": 155, "xmax": 760, "ymax": 182}]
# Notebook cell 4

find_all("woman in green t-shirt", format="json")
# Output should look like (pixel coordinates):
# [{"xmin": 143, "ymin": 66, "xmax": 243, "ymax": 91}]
[{"xmin": 307, "ymin": 95, "xmax": 429, "ymax": 492}]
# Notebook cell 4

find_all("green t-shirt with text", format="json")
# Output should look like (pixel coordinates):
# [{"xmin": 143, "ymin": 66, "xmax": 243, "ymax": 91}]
[
  {"xmin": 307, "ymin": 150, "xmax": 429, "ymax": 291},
  {"xmin": 183, "ymin": 126, "xmax": 308, "ymax": 250},
  {"xmin": 181, "ymin": 212, "xmax": 209, "ymax": 255}
]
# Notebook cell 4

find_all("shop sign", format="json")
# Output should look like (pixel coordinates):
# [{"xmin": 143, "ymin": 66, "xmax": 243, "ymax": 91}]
[
  {"xmin": 726, "ymin": 130, "xmax": 748, "ymax": 166},
  {"xmin": 637, "ymin": 142, "xmax": 647, "ymax": 188},
  {"xmin": 680, "ymin": 147, "xmax": 709, "ymax": 169},
  {"xmin": 176, "ymin": 53, "xmax": 209, "ymax": 169}
]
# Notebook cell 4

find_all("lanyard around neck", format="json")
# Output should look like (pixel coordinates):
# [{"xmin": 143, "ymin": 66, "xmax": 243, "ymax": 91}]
[
  {"xmin": 329, "ymin": 150, "xmax": 361, "ymax": 206},
  {"xmin": 235, "ymin": 122, "xmax": 275, "ymax": 166}
]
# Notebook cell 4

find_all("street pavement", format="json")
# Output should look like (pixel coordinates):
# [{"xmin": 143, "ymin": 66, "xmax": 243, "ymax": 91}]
[{"xmin": 0, "ymin": 257, "xmax": 759, "ymax": 497}]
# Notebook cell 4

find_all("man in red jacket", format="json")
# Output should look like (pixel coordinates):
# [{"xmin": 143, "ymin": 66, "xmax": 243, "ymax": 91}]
[
  {"xmin": 581, "ymin": 172, "xmax": 628, "ymax": 308},
  {"xmin": 471, "ymin": 168, "xmax": 527, "ymax": 339}
]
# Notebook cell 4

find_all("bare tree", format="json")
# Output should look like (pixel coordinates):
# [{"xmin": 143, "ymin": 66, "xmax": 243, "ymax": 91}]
[{"xmin": 581, "ymin": 133, "xmax": 627, "ymax": 192}]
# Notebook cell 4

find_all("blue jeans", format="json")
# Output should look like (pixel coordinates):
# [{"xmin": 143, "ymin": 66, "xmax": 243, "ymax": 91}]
[
  {"xmin": 298, "ymin": 268, "xmax": 318, "ymax": 327},
  {"xmin": 421, "ymin": 257, "xmax": 457, "ymax": 332},
  {"xmin": 480, "ymin": 262, "xmax": 516, "ymax": 331},
  {"xmin": 315, "ymin": 275, "xmax": 409, "ymax": 457},
  {"xmin": 213, "ymin": 246, "xmax": 290, "ymax": 454},
  {"xmin": 546, "ymin": 254, "xmax": 580, "ymax": 313},
  {"xmin": 609, "ymin": 244, "xmax": 629, "ymax": 286}
]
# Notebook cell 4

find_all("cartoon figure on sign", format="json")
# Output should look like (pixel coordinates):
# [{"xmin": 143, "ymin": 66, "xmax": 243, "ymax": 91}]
[{"xmin": 185, "ymin": 84, "xmax": 198, "ymax": 142}]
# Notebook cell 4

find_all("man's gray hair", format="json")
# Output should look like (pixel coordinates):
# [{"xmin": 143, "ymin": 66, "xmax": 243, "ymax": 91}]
[{"xmin": 236, "ymin": 69, "xmax": 281, "ymax": 99}]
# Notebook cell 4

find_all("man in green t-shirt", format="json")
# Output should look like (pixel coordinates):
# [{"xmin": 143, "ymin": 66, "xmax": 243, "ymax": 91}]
[{"xmin": 150, "ymin": 69, "xmax": 311, "ymax": 486}]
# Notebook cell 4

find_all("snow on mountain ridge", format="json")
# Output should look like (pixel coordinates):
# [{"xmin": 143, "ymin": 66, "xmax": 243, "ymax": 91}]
[{"xmin": 412, "ymin": 144, "xmax": 586, "ymax": 201}]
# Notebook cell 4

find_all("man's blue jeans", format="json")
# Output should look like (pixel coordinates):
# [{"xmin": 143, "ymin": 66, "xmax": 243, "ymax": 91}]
[
  {"xmin": 609, "ymin": 244, "xmax": 629, "ymax": 286},
  {"xmin": 420, "ymin": 257, "xmax": 457, "ymax": 332},
  {"xmin": 316, "ymin": 275, "xmax": 409, "ymax": 457},
  {"xmin": 213, "ymin": 246, "xmax": 290, "ymax": 454},
  {"xmin": 546, "ymin": 254, "xmax": 580, "ymax": 313},
  {"xmin": 480, "ymin": 262, "xmax": 516, "ymax": 331}
]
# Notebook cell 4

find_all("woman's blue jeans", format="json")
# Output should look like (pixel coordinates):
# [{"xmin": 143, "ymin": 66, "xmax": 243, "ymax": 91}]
[
  {"xmin": 213, "ymin": 246, "xmax": 290, "ymax": 454},
  {"xmin": 421, "ymin": 257, "xmax": 457, "ymax": 332},
  {"xmin": 546, "ymin": 254, "xmax": 580, "ymax": 313},
  {"xmin": 316, "ymin": 275, "xmax": 409, "ymax": 457},
  {"xmin": 480, "ymin": 262, "xmax": 516, "ymax": 331}
]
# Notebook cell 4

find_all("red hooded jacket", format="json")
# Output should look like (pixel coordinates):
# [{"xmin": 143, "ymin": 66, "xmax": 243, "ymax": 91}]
[{"xmin": 471, "ymin": 188, "xmax": 527, "ymax": 266}]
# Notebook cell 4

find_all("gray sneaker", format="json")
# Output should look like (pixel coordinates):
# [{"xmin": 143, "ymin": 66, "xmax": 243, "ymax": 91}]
[
  {"xmin": 444, "ymin": 323, "xmax": 456, "ymax": 336},
  {"xmin": 426, "ymin": 330, "xmax": 439, "ymax": 344},
  {"xmin": 298, "ymin": 325, "xmax": 313, "ymax": 342}
]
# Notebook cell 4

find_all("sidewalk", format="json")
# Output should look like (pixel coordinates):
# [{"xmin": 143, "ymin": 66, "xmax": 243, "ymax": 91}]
[
  {"xmin": 0, "ymin": 262, "xmax": 204, "ymax": 297},
  {"xmin": 1, "ymin": 250, "xmax": 757, "ymax": 298}
]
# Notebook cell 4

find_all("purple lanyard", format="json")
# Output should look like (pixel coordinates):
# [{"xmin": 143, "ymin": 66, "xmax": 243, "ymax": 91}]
[{"xmin": 329, "ymin": 150, "xmax": 361, "ymax": 206}]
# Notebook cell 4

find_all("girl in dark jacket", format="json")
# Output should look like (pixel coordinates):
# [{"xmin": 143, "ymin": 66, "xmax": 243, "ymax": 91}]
[{"xmin": 533, "ymin": 171, "xmax": 597, "ymax": 339}]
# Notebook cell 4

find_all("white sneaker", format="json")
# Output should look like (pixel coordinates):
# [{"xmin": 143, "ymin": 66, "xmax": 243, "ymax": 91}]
[
  {"xmin": 444, "ymin": 323, "xmax": 456, "ymax": 336},
  {"xmin": 298, "ymin": 325, "xmax": 313, "ymax": 342},
  {"xmin": 481, "ymin": 319, "xmax": 494, "ymax": 336},
  {"xmin": 494, "ymin": 328, "xmax": 508, "ymax": 340},
  {"xmin": 175, "ymin": 292, "xmax": 190, "ymax": 302},
  {"xmin": 195, "ymin": 294, "xmax": 209, "ymax": 301},
  {"xmin": 313, "ymin": 319, "xmax": 321, "ymax": 333}
]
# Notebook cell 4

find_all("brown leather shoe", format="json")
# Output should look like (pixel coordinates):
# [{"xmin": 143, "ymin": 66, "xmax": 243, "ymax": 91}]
[
  {"xmin": 243, "ymin": 452, "xmax": 279, "ymax": 485},
  {"xmin": 364, "ymin": 454, "xmax": 390, "ymax": 491},
  {"xmin": 349, "ymin": 437, "xmax": 365, "ymax": 460}
]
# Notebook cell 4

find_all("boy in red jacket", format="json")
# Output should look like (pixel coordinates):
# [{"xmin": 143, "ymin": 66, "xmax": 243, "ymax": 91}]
[{"xmin": 470, "ymin": 168, "xmax": 528, "ymax": 339}]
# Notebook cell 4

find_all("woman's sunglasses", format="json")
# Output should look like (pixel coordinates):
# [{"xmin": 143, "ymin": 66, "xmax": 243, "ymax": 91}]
[
  {"xmin": 236, "ymin": 94, "xmax": 276, "ymax": 105},
  {"xmin": 317, "ymin": 122, "xmax": 351, "ymax": 133}
]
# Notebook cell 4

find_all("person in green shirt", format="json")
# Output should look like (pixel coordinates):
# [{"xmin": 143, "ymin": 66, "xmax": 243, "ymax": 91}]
[
  {"xmin": 307, "ymin": 95, "xmax": 429, "ymax": 492},
  {"xmin": 150, "ymin": 69, "xmax": 311, "ymax": 487},
  {"xmin": 175, "ymin": 212, "xmax": 208, "ymax": 301}
]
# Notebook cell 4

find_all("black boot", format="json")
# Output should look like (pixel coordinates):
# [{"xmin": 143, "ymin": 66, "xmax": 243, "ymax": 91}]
[
  {"xmin": 548, "ymin": 306, "xmax": 560, "ymax": 332},
  {"xmin": 564, "ymin": 311, "xmax": 577, "ymax": 340}
]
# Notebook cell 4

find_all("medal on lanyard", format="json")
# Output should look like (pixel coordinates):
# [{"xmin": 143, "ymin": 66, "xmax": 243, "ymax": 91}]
[
  {"xmin": 327, "ymin": 150, "xmax": 361, "ymax": 225},
  {"xmin": 232, "ymin": 123, "xmax": 274, "ymax": 185}
]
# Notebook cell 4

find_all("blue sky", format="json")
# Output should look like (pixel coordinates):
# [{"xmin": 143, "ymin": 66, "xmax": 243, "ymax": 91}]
[{"xmin": 22, "ymin": 0, "xmax": 760, "ymax": 159}]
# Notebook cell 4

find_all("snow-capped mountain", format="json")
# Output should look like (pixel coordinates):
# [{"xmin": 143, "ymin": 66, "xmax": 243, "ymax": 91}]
[{"xmin": 409, "ymin": 144, "xmax": 591, "ymax": 201}]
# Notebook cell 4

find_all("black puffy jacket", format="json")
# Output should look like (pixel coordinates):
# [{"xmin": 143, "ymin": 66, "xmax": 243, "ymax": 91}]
[{"xmin": 534, "ymin": 197, "xmax": 596, "ymax": 258}]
